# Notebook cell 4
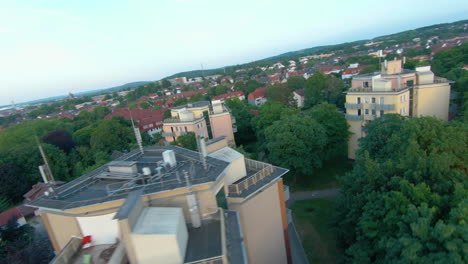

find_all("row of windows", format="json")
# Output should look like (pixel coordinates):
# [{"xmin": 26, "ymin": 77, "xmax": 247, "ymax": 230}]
[
  {"xmin": 400, "ymin": 107, "xmax": 407, "ymax": 115},
  {"xmin": 357, "ymin": 109, "xmax": 384, "ymax": 116},
  {"xmin": 356, "ymin": 97, "xmax": 384, "ymax": 104},
  {"xmin": 400, "ymin": 95, "xmax": 407, "ymax": 103},
  {"xmin": 196, "ymin": 123, "xmax": 204, "ymax": 129}
]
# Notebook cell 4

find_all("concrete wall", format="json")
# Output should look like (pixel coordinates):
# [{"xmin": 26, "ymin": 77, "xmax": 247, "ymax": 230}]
[
  {"xmin": 228, "ymin": 181, "xmax": 288, "ymax": 264},
  {"xmin": 163, "ymin": 119, "xmax": 209, "ymax": 142},
  {"xmin": 41, "ymin": 212, "xmax": 82, "ymax": 252},
  {"xmin": 415, "ymin": 83, "xmax": 450, "ymax": 121},
  {"xmin": 209, "ymin": 113, "xmax": 235, "ymax": 145},
  {"xmin": 76, "ymin": 212, "xmax": 119, "ymax": 245}
]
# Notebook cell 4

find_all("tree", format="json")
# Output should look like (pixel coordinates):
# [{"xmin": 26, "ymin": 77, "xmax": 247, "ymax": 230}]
[
  {"xmin": 287, "ymin": 75, "xmax": 306, "ymax": 90},
  {"xmin": 162, "ymin": 79, "xmax": 172, "ymax": 88},
  {"xmin": 224, "ymin": 98, "xmax": 256, "ymax": 146},
  {"xmin": 266, "ymin": 83, "xmax": 294, "ymax": 106},
  {"xmin": 265, "ymin": 114, "xmax": 327, "ymax": 176},
  {"xmin": 252, "ymin": 101, "xmax": 299, "ymax": 139},
  {"xmin": 334, "ymin": 116, "xmax": 468, "ymax": 263},
  {"xmin": 90, "ymin": 119, "xmax": 134, "ymax": 154},
  {"xmin": 0, "ymin": 163, "xmax": 31, "ymax": 203},
  {"xmin": 42, "ymin": 130, "xmax": 75, "ymax": 153},
  {"xmin": 304, "ymin": 72, "xmax": 328, "ymax": 108},
  {"xmin": 171, "ymin": 132, "xmax": 197, "ymax": 151},
  {"xmin": 359, "ymin": 65, "xmax": 379, "ymax": 74},
  {"xmin": 307, "ymin": 103, "xmax": 350, "ymax": 160}
]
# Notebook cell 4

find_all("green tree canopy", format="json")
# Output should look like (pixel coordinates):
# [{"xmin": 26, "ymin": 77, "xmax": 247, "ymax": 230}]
[
  {"xmin": 334, "ymin": 116, "xmax": 468, "ymax": 263},
  {"xmin": 266, "ymin": 83, "xmax": 294, "ymax": 106},
  {"xmin": 287, "ymin": 75, "xmax": 306, "ymax": 90},
  {"xmin": 265, "ymin": 114, "xmax": 327, "ymax": 176}
]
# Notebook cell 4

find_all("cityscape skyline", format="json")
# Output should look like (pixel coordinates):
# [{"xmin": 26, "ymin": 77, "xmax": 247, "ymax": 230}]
[{"xmin": 0, "ymin": 0, "xmax": 467, "ymax": 105}]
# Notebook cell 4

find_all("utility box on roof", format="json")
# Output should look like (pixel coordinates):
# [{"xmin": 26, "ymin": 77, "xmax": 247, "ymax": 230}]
[{"xmin": 130, "ymin": 207, "xmax": 188, "ymax": 264}]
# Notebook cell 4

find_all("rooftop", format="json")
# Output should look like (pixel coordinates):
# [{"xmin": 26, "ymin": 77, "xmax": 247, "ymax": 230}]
[
  {"xmin": 28, "ymin": 146, "xmax": 229, "ymax": 210},
  {"xmin": 172, "ymin": 101, "xmax": 211, "ymax": 110}
]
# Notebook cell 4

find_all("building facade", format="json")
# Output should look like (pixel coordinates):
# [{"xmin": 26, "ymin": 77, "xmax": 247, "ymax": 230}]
[
  {"xmin": 162, "ymin": 101, "xmax": 236, "ymax": 146},
  {"xmin": 345, "ymin": 59, "xmax": 451, "ymax": 159},
  {"xmin": 29, "ymin": 139, "xmax": 291, "ymax": 264}
]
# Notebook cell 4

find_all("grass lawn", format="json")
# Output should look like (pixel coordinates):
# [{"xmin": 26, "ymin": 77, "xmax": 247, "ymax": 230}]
[
  {"xmin": 287, "ymin": 158, "xmax": 353, "ymax": 191},
  {"xmin": 291, "ymin": 198, "xmax": 340, "ymax": 264}
]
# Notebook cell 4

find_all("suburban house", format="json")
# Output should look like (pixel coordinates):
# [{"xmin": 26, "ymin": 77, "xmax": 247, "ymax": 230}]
[
  {"xmin": 345, "ymin": 59, "xmax": 451, "ymax": 159},
  {"xmin": 162, "ymin": 101, "xmax": 236, "ymax": 145},
  {"xmin": 293, "ymin": 89, "xmax": 305, "ymax": 108},
  {"xmin": 211, "ymin": 91, "xmax": 245, "ymax": 102},
  {"xmin": 105, "ymin": 108, "xmax": 167, "ymax": 138},
  {"xmin": 28, "ymin": 138, "xmax": 293, "ymax": 264},
  {"xmin": 247, "ymin": 87, "xmax": 267, "ymax": 106}
]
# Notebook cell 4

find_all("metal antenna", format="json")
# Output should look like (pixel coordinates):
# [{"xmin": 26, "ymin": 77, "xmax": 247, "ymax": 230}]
[
  {"xmin": 128, "ymin": 108, "xmax": 144, "ymax": 154},
  {"xmin": 36, "ymin": 136, "xmax": 56, "ymax": 184}
]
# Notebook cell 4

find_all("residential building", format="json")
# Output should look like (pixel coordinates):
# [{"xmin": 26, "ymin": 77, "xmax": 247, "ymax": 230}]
[
  {"xmin": 345, "ymin": 59, "xmax": 451, "ymax": 159},
  {"xmin": 105, "ymin": 108, "xmax": 167, "ymax": 138},
  {"xmin": 293, "ymin": 89, "xmax": 305, "ymax": 108},
  {"xmin": 169, "ymin": 77, "xmax": 188, "ymax": 85},
  {"xmin": 28, "ymin": 139, "xmax": 292, "ymax": 264},
  {"xmin": 247, "ymin": 87, "xmax": 267, "ymax": 106},
  {"xmin": 212, "ymin": 91, "xmax": 245, "ymax": 102},
  {"xmin": 0, "ymin": 207, "xmax": 26, "ymax": 227},
  {"xmin": 162, "ymin": 101, "xmax": 236, "ymax": 145}
]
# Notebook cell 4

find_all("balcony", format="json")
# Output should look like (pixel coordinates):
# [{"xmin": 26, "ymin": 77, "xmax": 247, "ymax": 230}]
[
  {"xmin": 162, "ymin": 132, "xmax": 173, "ymax": 137},
  {"xmin": 371, "ymin": 104, "xmax": 395, "ymax": 111},
  {"xmin": 344, "ymin": 103, "xmax": 362, "ymax": 109},
  {"xmin": 228, "ymin": 159, "xmax": 275, "ymax": 196},
  {"xmin": 164, "ymin": 117, "xmax": 205, "ymax": 124},
  {"xmin": 348, "ymin": 84, "xmax": 409, "ymax": 93},
  {"xmin": 345, "ymin": 114, "xmax": 363, "ymax": 121}
]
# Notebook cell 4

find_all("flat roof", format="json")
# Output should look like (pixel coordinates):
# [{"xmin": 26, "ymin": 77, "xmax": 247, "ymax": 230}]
[
  {"xmin": 172, "ymin": 101, "xmax": 210, "ymax": 110},
  {"xmin": 28, "ymin": 146, "xmax": 229, "ymax": 210}
]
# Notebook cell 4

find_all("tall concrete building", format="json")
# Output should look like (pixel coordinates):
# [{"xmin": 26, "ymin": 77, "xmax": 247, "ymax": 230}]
[
  {"xmin": 162, "ymin": 101, "xmax": 237, "ymax": 146},
  {"xmin": 28, "ymin": 138, "xmax": 292, "ymax": 264},
  {"xmin": 345, "ymin": 59, "xmax": 451, "ymax": 159}
]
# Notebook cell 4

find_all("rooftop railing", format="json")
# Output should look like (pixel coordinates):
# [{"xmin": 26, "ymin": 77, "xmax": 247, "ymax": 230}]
[
  {"xmin": 348, "ymin": 84, "xmax": 409, "ymax": 93},
  {"xmin": 227, "ymin": 159, "xmax": 274, "ymax": 196},
  {"xmin": 345, "ymin": 114, "xmax": 364, "ymax": 121},
  {"xmin": 163, "ymin": 117, "xmax": 205, "ymax": 124}
]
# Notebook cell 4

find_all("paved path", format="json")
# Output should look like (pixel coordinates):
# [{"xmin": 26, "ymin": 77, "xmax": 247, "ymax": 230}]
[{"xmin": 289, "ymin": 188, "xmax": 340, "ymax": 204}]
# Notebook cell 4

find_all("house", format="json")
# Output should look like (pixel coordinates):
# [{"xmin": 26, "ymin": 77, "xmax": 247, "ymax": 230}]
[
  {"xmin": 345, "ymin": 59, "xmax": 451, "ymax": 159},
  {"xmin": 105, "ymin": 108, "xmax": 167, "ymax": 138},
  {"xmin": 293, "ymin": 89, "xmax": 305, "ymax": 108},
  {"xmin": 317, "ymin": 66, "xmax": 342, "ymax": 75},
  {"xmin": 211, "ymin": 91, "xmax": 245, "ymax": 102},
  {"xmin": 342, "ymin": 65, "xmax": 366, "ymax": 79},
  {"xmin": 247, "ymin": 86, "xmax": 267, "ymax": 106},
  {"xmin": 268, "ymin": 74, "xmax": 280, "ymax": 84},
  {"xmin": 28, "ymin": 141, "xmax": 294, "ymax": 264},
  {"xmin": 162, "ymin": 101, "xmax": 236, "ymax": 145},
  {"xmin": 0, "ymin": 207, "xmax": 26, "ymax": 227}
]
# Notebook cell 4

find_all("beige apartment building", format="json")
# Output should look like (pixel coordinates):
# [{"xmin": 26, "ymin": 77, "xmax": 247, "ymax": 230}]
[
  {"xmin": 162, "ymin": 101, "xmax": 236, "ymax": 146},
  {"xmin": 345, "ymin": 59, "xmax": 451, "ymax": 159},
  {"xmin": 28, "ymin": 138, "xmax": 292, "ymax": 264}
]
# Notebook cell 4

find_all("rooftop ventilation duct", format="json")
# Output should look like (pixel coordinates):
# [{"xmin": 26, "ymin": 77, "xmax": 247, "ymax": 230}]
[{"xmin": 163, "ymin": 150, "xmax": 177, "ymax": 168}]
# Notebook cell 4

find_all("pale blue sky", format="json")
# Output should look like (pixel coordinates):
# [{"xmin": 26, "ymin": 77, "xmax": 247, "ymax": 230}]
[{"xmin": 0, "ymin": 0, "xmax": 467, "ymax": 105}]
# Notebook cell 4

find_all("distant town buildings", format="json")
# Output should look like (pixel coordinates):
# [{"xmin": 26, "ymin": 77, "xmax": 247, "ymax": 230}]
[
  {"xmin": 211, "ymin": 91, "xmax": 245, "ymax": 102},
  {"xmin": 105, "ymin": 108, "xmax": 167, "ymax": 138},
  {"xmin": 247, "ymin": 87, "xmax": 267, "ymax": 106},
  {"xmin": 293, "ymin": 89, "xmax": 305, "ymax": 108},
  {"xmin": 162, "ymin": 101, "xmax": 236, "ymax": 145},
  {"xmin": 345, "ymin": 59, "xmax": 451, "ymax": 159}
]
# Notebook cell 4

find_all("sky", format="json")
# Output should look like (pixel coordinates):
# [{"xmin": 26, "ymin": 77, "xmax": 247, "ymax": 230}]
[{"xmin": 0, "ymin": 0, "xmax": 467, "ymax": 105}]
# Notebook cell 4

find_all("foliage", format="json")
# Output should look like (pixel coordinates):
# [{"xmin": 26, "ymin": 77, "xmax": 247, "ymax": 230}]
[
  {"xmin": 334, "ymin": 116, "xmax": 468, "ymax": 263},
  {"xmin": 252, "ymin": 101, "xmax": 299, "ymax": 140},
  {"xmin": 307, "ymin": 103, "xmax": 350, "ymax": 160},
  {"xmin": 90, "ymin": 118, "xmax": 134, "ymax": 154},
  {"xmin": 359, "ymin": 65, "xmax": 379, "ymax": 74},
  {"xmin": 42, "ymin": 130, "xmax": 75, "ymax": 153},
  {"xmin": 170, "ymin": 132, "xmax": 197, "ymax": 151},
  {"xmin": 304, "ymin": 73, "xmax": 346, "ymax": 108},
  {"xmin": 266, "ymin": 83, "xmax": 294, "ymax": 106},
  {"xmin": 224, "ymin": 98, "xmax": 256, "ymax": 146},
  {"xmin": 287, "ymin": 75, "xmax": 306, "ymax": 90},
  {"xmin": 265, "ymin": 114, "xmax": 327, "ymax": 176}
]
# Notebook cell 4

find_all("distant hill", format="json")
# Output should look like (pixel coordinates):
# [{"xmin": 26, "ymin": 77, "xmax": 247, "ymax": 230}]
[
  {"xmin": 164, "ymin": 19, "xmax": 467, "ymax": 80},
  {"xmin": 17, "ymin": 81, "xmax": 153, "ymax": 106}
]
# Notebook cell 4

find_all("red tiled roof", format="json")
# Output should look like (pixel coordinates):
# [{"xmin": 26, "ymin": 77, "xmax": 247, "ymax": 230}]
[
  {"xmin": 268, "ymin": 75, "xmax": 280, "ymax": 83},
  {"xmin": 212, "ymin": 91, "xmax": 245, "ymax": 101},
  {"xmin": 0, "ymin": 207, "xmax": 23, "ymax": 226},
  {"xmin": 294, "ymin": 89, "xmax": 305, "ymax": 97},
  {"xmin": 105, "ymin": 108, "xmax": 167, "ymax": 131},
  {"xmin": 23, "ymin": 182, "xmax": 65, "ymax": 201},
  {"xmin": 248, "ymin": 87, "xmax": 267, "ymax": 100}
]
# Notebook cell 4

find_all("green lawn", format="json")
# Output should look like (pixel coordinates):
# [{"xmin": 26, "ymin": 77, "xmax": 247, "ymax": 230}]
[
  {"xmin": 291, "ymin": 198, "xmax": 339, "ymax": 264},
  {"xmin": 287, "ymin": 158, "xmax": 353, "ymax": 191}
]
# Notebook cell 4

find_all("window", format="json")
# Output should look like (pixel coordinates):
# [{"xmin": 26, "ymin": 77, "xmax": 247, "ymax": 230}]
[
  {"xmin": 380, "ymin": 110, "xmax": 384, "ymax": 116},
  {"xmin": 365, "ymin": 97, "xmax": 370, "ymax": 103},
  {"xmin": 371, "ymin": 97, "xmax": 376, "ymax": 103},
  {"xmin": 185, "ymin": 126, "xmax": 188, "ymax": 132},
  {"xmin": 403, "ymin": 95, "xmax": 407, "ymax": 102},
  {"xmin": 149, "ymin": 124, "xmax": 153, "ymax": 127},
  {"xmin": 357, "ymin": 97, "xmax": 361, "ymax": 104},
  {"xmin": 372, "ymin": 109, "xmax": 376, "ymax": 115},
  {"xmin": 363, "ymin": 81, "xmax": 369, "ymax": 88},
  {"xmin": 357, "ymin": 109, "xmax": 361, "ymax": 116},
  {"xmin": 365, "ymin": 109, "xmax": 369, "ymax": 115},
  {"xmin": 380, "ymin": 97, "xmax": 384, "ymax": 104}
]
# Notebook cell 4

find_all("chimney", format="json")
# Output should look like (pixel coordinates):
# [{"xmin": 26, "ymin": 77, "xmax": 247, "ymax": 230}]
[
  {"xmin": 184, "ymin": 171, "xmax": 201, "ymax": 228},
  {"xmin": 196, "ymin": 135, "xmax": 207, "ymax": 170},
  {"xmin": 163, "ymin": 150, "xmax": 177, "ymax": 168}
]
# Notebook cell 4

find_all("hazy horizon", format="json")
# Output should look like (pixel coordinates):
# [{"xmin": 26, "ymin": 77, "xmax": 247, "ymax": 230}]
[{"xmin": 1, "ymin": 0, "xmax": 467, "ymax": 105}]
